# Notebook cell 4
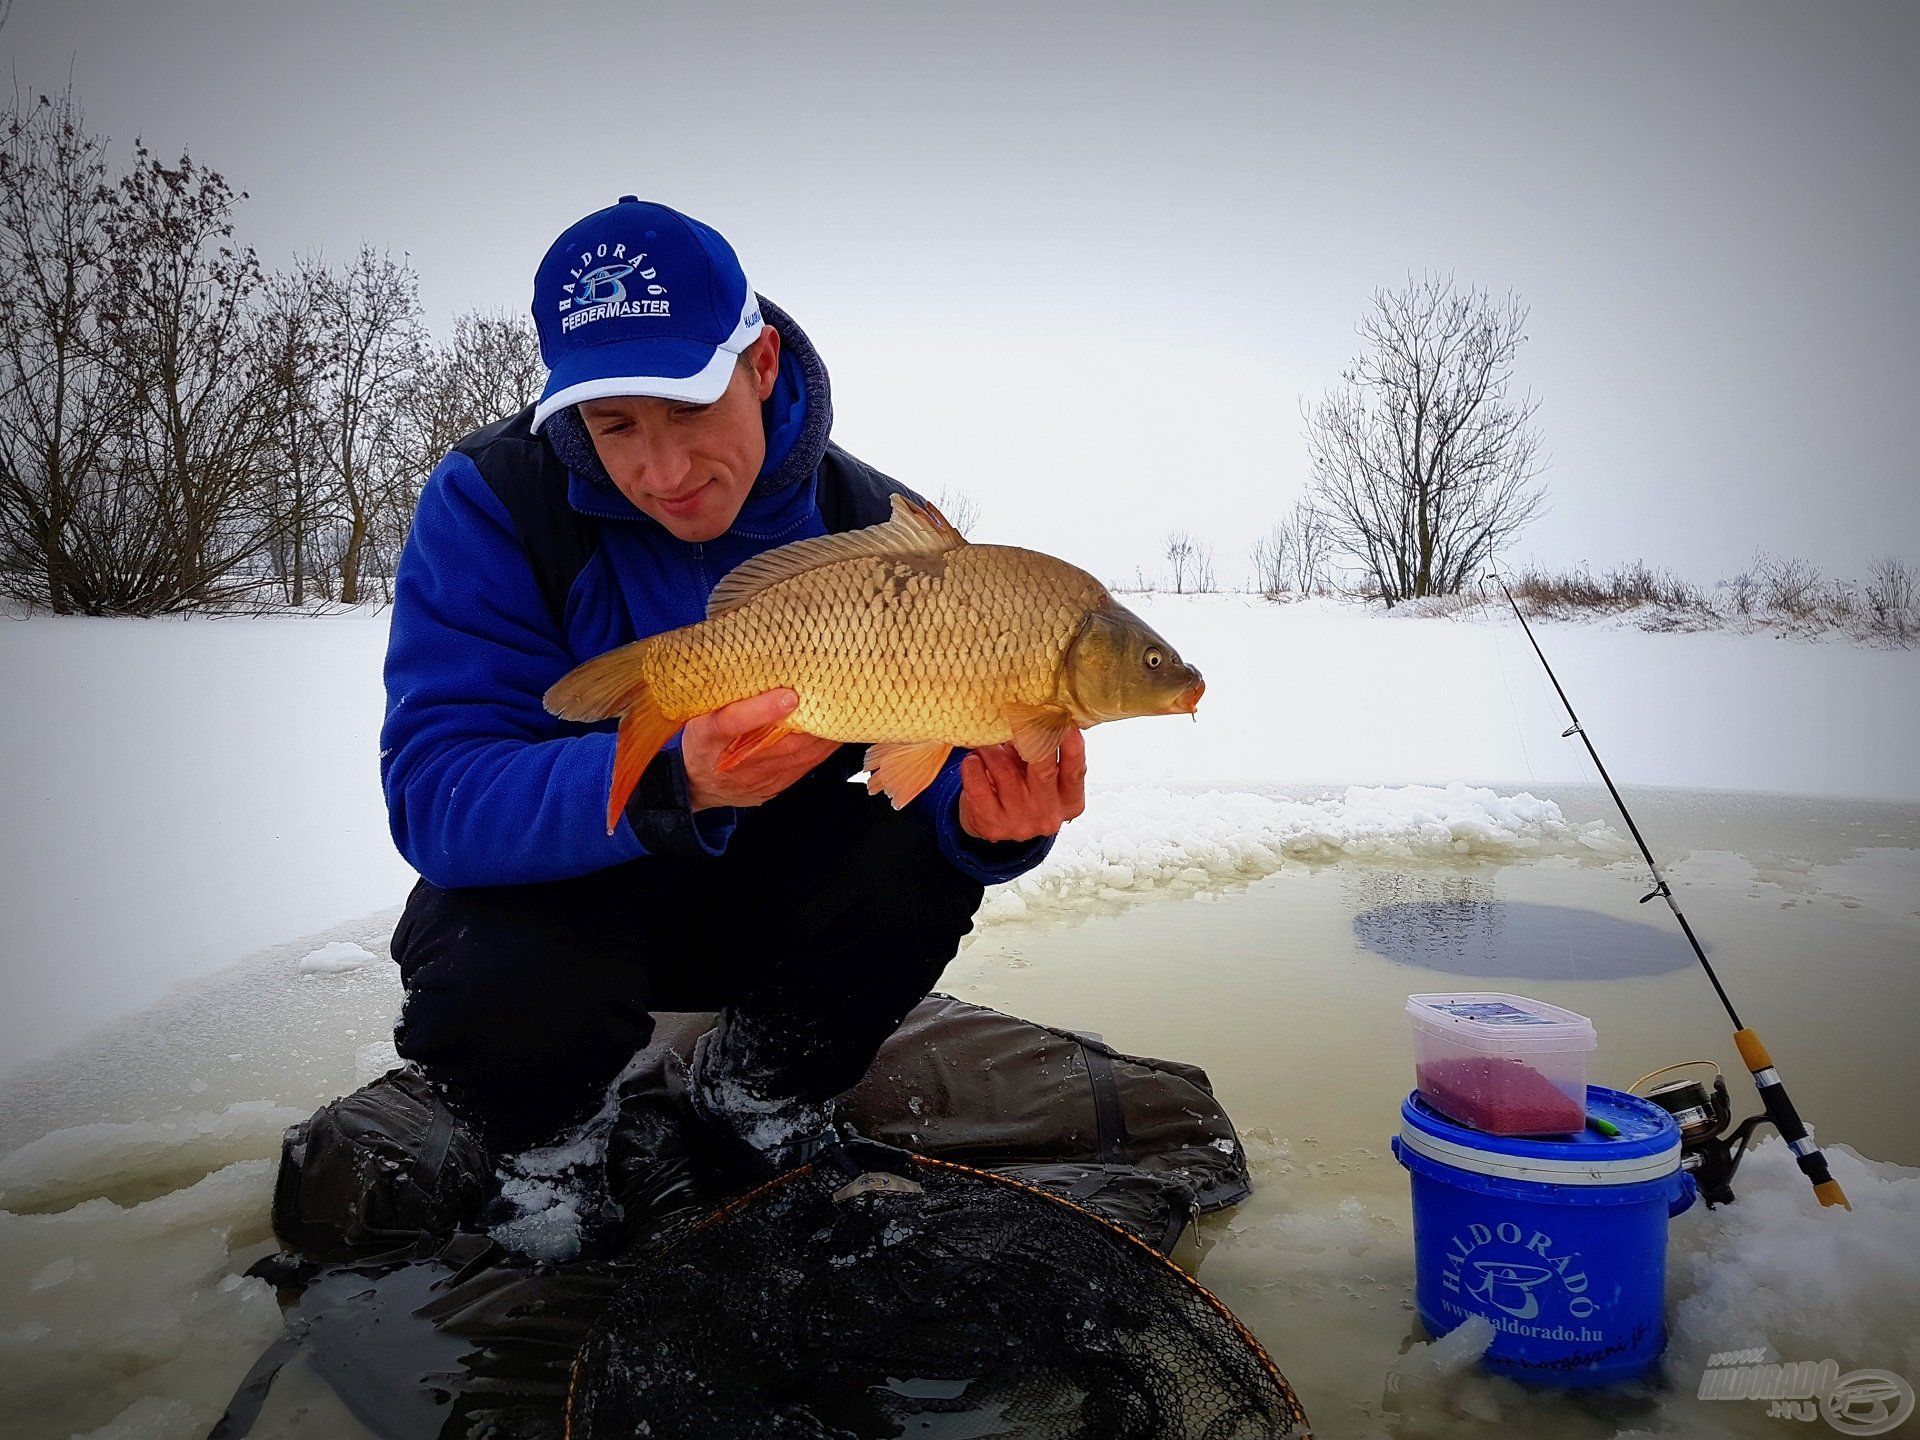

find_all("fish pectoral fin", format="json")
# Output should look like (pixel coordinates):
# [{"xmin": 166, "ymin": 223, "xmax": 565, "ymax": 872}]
[
  {"xmin": 863, "ymin": 740, "xmax": 954, "ymax": 810},
  {"xmin": 1003, "ymin": 703, "xmax": 1077, "ymax": 765},
  {"xmin": 714, "ymin": 719, "xmax": 796, "ymax": 774}
]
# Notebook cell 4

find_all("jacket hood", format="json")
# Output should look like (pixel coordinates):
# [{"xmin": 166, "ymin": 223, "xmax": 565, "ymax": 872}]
[{"xmin": 541, "ymin": 294, "xmax": 834, "ymax": 523}]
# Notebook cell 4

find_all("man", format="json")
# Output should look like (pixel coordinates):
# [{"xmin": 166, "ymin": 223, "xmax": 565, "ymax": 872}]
[{"xmin": 380, "ymin": 198, "xmax": 1084, "ymax": 1172}]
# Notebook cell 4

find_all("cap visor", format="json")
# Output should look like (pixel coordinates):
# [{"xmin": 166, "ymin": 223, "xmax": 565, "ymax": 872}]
[{"xmin": 531, "ymin": 339, "xmax": 735, "ymax": 432}]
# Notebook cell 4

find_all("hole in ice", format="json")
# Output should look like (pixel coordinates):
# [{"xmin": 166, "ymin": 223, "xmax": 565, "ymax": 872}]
[{"xmin": 1353, "ymin": 900, "xmax": 1696, "ymax": 979}]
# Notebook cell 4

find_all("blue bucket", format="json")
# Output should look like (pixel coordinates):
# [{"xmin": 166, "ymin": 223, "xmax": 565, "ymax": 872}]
[{"xmin": 1392, "ymin": 1084, "xmax": 1696, "ymax": 1386}]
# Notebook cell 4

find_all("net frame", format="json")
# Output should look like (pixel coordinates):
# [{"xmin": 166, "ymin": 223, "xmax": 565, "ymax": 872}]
[{"xmin": 566, "ymin": 1148, "xmax": 1312, "ymax": 1438}]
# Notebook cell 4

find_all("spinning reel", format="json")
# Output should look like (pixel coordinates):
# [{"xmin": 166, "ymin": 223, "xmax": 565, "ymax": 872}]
[{"xmin": 1633, "ymin": 1060, "xmax": 1775, "ymax": 1208}]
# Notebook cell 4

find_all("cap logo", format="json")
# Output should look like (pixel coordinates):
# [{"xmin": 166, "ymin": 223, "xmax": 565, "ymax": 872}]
[{"xmin": 559, "ymin": 240, "xmax": 670, "ymax": 333}]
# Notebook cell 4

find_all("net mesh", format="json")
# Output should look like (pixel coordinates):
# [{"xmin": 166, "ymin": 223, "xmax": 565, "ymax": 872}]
[{"xmin": 568, "ymin": 1149, "xmax": 1310, "ymax": 1439}]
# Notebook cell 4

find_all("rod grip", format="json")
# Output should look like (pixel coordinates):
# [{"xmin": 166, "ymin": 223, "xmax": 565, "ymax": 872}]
[
  {"xmin": 1735, "ymin": 1029, "xmax": 1851, "ymax": 1211},
  {"xmin": 1733, "ymin": 1028, "xmax": 1771, "ymax": 1071}
]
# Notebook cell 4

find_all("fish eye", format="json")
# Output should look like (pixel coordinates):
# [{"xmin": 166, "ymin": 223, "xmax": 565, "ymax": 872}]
[{"xmin": 1144, "ymin": 647, "xmax": 1163, "ymax": 669}]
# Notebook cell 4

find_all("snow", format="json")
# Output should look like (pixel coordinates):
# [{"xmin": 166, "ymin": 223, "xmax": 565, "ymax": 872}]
[
  {"xmin": 978, "ymin": 780, "xmax": 1627, "ymax": 925},
  {"xmin": 0, "ymin": 594, "xmax": 1915, "ymax": 1437},
  {"xmin": 1, "ymin": 610, "xmax": 411, "ymax": 1073},
  {"xmin": 4, "ymin": 597, "xmax": 1913, "ymax": 1071},
  {"xmin": 484, "ymin": 1044, "xmax": 646, "ymax": 1263},
  {"xmin": 1101, "ymin": 593, "xmax": 1920, "ymax": 798},
  {"xmin": 295, "ymin": 940, "xmax": 377, "ymax": 974},
  {"xmin": 1667, "ymin": 1141, "xmax": 1920, "ymax": 1387}
]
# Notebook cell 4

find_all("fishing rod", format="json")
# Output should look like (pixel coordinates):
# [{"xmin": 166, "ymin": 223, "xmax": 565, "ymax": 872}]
[{"xmin": 1482, "ymin": 570, "xmax": 1850, "ymax": 1211}]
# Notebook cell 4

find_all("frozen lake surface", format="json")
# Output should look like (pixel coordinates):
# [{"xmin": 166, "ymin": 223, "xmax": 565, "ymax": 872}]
[
  {"xmin": 2, "ymin": 785, "xmax": 1915, "ymax": 1439},
  {"xmin": 955, "ymin": 787, "xmax": 1920, "ymax": 1438}
]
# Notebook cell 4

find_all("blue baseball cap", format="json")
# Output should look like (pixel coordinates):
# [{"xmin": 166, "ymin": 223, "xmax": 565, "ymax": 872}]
[{"xmin": 529, "ymin": 197, "xmax": 764, "ymax": 433}]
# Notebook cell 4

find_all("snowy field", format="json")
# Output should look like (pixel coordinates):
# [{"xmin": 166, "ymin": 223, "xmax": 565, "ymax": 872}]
[
  {"xmin": 5, "ymin": 594, "xmax": 1915, "ymax": 1072},
  {"xmin": 1, "ymin": 595, "xmax": 1917, "ymax": 1439}
]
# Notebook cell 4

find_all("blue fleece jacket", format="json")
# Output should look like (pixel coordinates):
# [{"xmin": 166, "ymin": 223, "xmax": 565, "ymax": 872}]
[{"xmin": 379, "ymin": 303, "xmax": 1054, "ymax": 891}]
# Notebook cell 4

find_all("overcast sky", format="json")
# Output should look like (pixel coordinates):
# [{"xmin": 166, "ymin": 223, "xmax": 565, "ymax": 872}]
[{"xmin": 7, "ymin": 0, "xmax": 1916, "ymax": 587}]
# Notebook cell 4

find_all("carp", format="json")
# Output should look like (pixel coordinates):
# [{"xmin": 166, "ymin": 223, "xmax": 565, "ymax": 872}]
[{"xmin": 545, "ymin": 495, "xmax": 1204, "ymax": 831}]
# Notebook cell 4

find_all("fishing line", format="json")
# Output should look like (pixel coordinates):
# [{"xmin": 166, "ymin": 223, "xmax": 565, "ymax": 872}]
[
  {"xmin": 1485, "ymin": 591, "xmax": 1585, "ymax": 986},
  {"xmin": 1478, "ymin": 567, "xmax": 1851, "ymax": 1210}
]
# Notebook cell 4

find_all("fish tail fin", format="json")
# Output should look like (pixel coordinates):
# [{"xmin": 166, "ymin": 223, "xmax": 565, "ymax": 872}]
[
  {"xmin": 543, "ymin": 640, "xmax": 682, "ymax": 835},
  {"xmin": 607, "ymin": 695, "xmax": 682, "ymax": 834},
  {"xmin": 544, "ymin": 639, "xmax": 653, "ymax": 722}
]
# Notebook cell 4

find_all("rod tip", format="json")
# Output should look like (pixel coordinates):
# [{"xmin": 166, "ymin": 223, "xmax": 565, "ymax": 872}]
[{"xmin": 1814, "ymin": 1179, "xmax": 1852, "ymax": 1211}]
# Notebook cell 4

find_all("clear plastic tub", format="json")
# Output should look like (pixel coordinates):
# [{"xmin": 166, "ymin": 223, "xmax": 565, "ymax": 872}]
[{"xmin": 1406, "ymin": 993, "xmax": 1597, "ymax": 1136}]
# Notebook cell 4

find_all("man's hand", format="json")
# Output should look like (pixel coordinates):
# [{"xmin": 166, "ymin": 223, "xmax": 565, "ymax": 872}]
[
  {"xmin": 683, "ymin": 690, "xmax": 840, "ymax": 811},
  {"xmin": 957, "ymin": 727, "xmax": 1087, "ymax": 843}
]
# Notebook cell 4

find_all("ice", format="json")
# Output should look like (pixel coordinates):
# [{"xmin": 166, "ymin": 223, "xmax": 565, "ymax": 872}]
[
  {"xmin": 975, "ymin": 782, "xmax": 1627, "ymax": 926},
  {"xmin": 1375, "ymin": 1317, "xmax": 1503, "ymax": 1439},
  {"xmin": 1399, "ymin": 1313, "xmax": 1496, "ymax": 1376},
  {"xmin": 1224, "ymin": 1196, "xmax": 1401, "ymax": 1263},
  {"xmin": 352, "ymin": 1038, "xmax": 401, "ymax": 1085},
  {"xmin": 1206, "ymin": 1115, "xmax": 1920, "ymax": 1439},
  {"xmin": 70, "ymin": 1397, "xmax": 199, "ymax": 1440},
  {"xmin": 482, "ymin": 1046, "xmax": 650, "ymax": 1262},
  {"xmin": 489, "ymin": 1174, "xmax": 594, "ymax": 1263},
  {"xmin": 0, "ymin": 1101, "xmax": 302, "ymax": 1212},
  {"xmin": 296, "ymin": 940, "xmax": 377, "ymax": 974},
  {"xmin": 0, "ymin": 1159, "xmax": 281, "ymax": 1440}
]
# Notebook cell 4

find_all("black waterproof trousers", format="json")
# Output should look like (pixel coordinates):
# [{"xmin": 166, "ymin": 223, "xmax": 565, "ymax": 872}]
[{"xmin": 390, "ymin": 768, "xmax": 989, "ymax": 1150}]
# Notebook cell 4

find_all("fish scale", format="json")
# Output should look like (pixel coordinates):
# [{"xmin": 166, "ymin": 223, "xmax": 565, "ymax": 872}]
[{"xmin": 648, "ymin": 546, "xmax": 1106, "ymax": 748}]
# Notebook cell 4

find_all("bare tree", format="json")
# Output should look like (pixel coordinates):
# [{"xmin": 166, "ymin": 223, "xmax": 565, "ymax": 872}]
[
  {"xmin": 1306, "ymin": 274, "xmax": 1545, "ymax": 605},
  {"xmin": 0, "ymin": 87, "xmax": 123, "ymax": 612},
  {"xmin": 1250, "ymin": 523, "xmax": 1290, "ymax": 597},
  {"xmin": 308, "ymin": 246, "xmax": 428, "ymax": 603},
  {"xmin": 1865, "ymin": 556, "xmax": 1916, "ymax": 642},
  {"xmin": 257, "ymin": 267, "xmax": 328, "ymax": 604},
  {"xmin": 400, "ymin": 308, "xmax": 544, "ymax": 481},
  {"xmin": 933, "ymin": 486, "xmax": 981, "ymax": 536},
  {"xmin": 1191, "ymin": 538, "xmax": 1215, "ymax": 592},
  {"xmin": 1250, "ymin": 501, "xmax": 1330, "ymax": 597},
  {"xmin": 1288, "ymin": 502, "xmax": 1330, "ymax": 594},
  {"xmin": 96, "ymin": 143, "xmax": 282, "ymax": 610},
  {"xmin": 1164, "ymin": 530, "xmax": 1196, "ymax": 594}
]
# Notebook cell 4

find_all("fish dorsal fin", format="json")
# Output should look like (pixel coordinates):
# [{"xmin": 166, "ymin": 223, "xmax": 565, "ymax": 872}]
[{"xmin": 707, "ymin": 493, "xmax": 968, "ymax": 619}]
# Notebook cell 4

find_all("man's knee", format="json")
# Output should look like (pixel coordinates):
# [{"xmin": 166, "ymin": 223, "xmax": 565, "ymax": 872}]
[{"xmin": 389, "ymin": 880, "xmax": 652, "ymax": 1094}]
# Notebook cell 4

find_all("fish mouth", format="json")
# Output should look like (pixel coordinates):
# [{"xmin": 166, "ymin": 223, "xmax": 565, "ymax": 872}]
[{"xmin": 1173, "ymin": 676, "xmax": 1205, "ymax": 713}]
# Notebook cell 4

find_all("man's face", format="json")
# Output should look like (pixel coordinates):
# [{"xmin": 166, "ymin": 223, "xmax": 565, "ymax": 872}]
[{"xmin": 576, "ymin": 328, "xmax": 781, "ymax": 543}]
